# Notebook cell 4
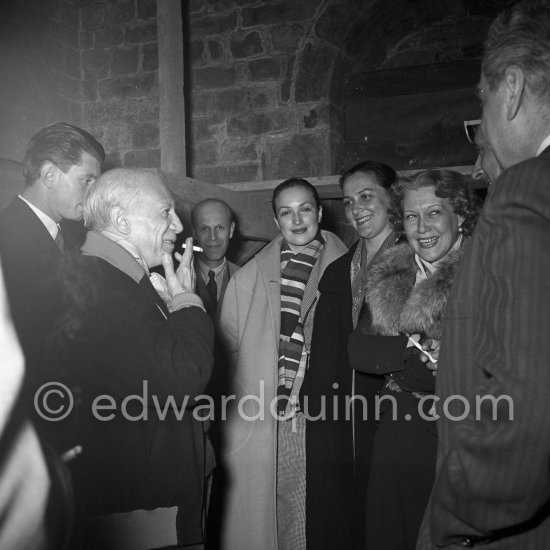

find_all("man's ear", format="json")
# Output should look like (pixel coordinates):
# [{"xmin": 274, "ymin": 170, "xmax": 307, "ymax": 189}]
[
  {"xmin": 40, "ymin": 162, "xmax": 58, "ymax": 189},
  {"xmin": 229, "ymin": 221, "xmax": 235, "ymax": 239},
  {"xmin": 273, "ymin": 216, "xmax": 281, "ymax": 232},
  {"xmin": 110, "ymin": 206, "xmax": 130, "ymax": 235},
  {"xmin": 504, "ymin": 66, "xmax": 526, "ymax": 121},
  {"xmin": 317, "ymin": 205, "xmax": 323, "ymax": 224}
]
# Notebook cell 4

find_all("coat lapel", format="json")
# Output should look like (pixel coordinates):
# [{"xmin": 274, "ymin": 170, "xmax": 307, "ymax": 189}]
[
  {"xmin": 255, "ymin": 237, "xmax": 283, "ymax": 346},
  {"xmin": 139, "ymin": 276, "xmax": 169, "ymax": 319}
]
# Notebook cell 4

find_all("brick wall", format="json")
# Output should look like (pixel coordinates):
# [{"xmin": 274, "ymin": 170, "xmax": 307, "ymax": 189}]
[
  {"xmin": 187, "ymin": 0, "xmax": 501, "ymax": 184},
  {"xmin": 1, "ymin": 0, "xmax": 502, "ymax": 190},
  {"xmin": 188, "ymin": 0, "xmax": 336, "ymax": 184},
  {"xmin": 0, "ymin": 0, "xmax": 161, "ymax": 175},
  {"xmin": 79, "ymin": 0, "xmax": 160, "ymax": 169}
]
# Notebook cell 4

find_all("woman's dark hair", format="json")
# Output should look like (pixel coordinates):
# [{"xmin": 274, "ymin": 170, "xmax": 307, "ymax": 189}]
[
  {"xmin": 388, "ymin": 169, "xmax": 480, "ymax": 237},
  {"xmin": 339, "ymin": 160, "xmax": 397, "ymax": 191},
  {"xmin": 271, "ymin": 178, "xmax": 321, "ymax": 215}
]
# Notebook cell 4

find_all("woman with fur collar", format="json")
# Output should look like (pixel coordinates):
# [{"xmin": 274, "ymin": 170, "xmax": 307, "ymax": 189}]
[{"xmin": 348, "ymin": 169, "xmax": 479, "ymax": 550}]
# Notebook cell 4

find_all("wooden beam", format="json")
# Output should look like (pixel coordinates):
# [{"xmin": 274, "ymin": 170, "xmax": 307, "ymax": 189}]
[
  {"xmin": 154, "ymin": 2, "xmax": 277, "ymax": 244},
  {"xmin": 157, "ymin": 0, "xmax": 187, "ymax": 176}
]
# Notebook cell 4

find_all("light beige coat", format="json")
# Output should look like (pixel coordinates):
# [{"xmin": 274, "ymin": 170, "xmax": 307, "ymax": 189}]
[{"xmin": 219, "ymin": 231, "xmax": 347, "ymax": 550}]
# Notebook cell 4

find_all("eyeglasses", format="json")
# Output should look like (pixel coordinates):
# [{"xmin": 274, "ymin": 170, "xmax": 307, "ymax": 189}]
[{"xmin": 464, "ymin": 119, "xmax": 481, "ymax": 144}]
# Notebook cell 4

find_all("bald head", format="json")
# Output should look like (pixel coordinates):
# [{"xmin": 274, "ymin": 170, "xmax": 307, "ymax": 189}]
[
  {"xmin": 191, "ymin": 199, "xmax": 235, "ymax": 268},
  {"xmin": 191, "ymin": 199, "xmax": 233, "ymax": 227}
]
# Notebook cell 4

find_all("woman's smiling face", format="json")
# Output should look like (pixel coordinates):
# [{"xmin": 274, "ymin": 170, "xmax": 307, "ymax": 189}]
[
  {"xmin": 274, "ymin": 185, "xmax": 322, "ymax": 253},
  {"xmin": 403, "ymin": 185, "xmax": 463, "ymax": 263},
  {"xmin": 342, "ymin": 172, "xmax": 391, "ymax": 241}
]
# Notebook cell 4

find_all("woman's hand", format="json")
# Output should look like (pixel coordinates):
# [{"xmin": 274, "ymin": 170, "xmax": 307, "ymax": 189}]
[{"xmin": 420, "ymin": 338, "xmax": 440, "ymax": 374}]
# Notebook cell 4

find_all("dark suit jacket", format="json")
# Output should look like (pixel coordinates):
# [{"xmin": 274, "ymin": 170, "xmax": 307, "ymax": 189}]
[
  {"xmin": 64, "ymin": 234, "xmax": 214, "ymax": 546},
  {"xmin": 0, "ymin": 197, "xmax": 64, "ymax": 355},
  {"xmin": 0, "ymin": 199, "xmax": 84, "ymax": 548},
  {"xmin": 194, "ymin": 258, "xmax": 239, "ymax": 319},
  {"xmin": 417, "ymin": 147, "xmax": 550, "ymax": 549}
]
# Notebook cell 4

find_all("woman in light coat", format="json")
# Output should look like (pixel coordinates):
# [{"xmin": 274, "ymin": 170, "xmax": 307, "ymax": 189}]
[{"xmin": 219, "ymin": 178, "xmax": 347, "ymax": 550}]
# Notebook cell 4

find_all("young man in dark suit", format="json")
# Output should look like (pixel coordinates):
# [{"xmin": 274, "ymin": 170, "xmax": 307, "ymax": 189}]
[
  {"xmin": 418, "ymin": 1, "xmax": 550, "ymax": 548},
  {"xmin": 0, "ymin": 122, "xmax": 104, "ymax": 371},
  {"xmin": 0, "ymin": 123, "xmax": 104, "ymax": 549},
  {"xmin": 191, "ymin": 199, "xmax": 239, "ymax": 319}
]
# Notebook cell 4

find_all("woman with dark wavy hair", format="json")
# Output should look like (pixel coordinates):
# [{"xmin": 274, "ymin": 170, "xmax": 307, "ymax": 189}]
[{"xmin": 347, "ymin": 169, "xmax": 479, "ymax": 550}]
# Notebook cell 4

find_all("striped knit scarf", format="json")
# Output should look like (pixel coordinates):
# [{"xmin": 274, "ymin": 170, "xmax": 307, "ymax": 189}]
[{"xmin": 277, "ymin": 233, "xmax": 324, "ymax": 415}]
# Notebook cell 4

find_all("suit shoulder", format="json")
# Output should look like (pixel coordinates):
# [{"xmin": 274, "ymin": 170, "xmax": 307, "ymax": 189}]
[
  {"xmin": 501, "ymin": 152, "xmax": 550, "ymax": 184},
  {"xmin": 493, "ymin": 154, "xmax": 550, "ymax": 214},
  {"xmin": 0, "ymin": 199, "xmax": 26, "ymax": 235}
]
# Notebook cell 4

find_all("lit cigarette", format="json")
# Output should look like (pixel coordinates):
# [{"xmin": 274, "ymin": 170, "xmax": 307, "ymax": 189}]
[
  {"xmin": 407, "ymin": 336, "xmax": 438, "ymax": 364},
  {"xmin": 181, "ymin": 244, "xmax": 203, "ymax": 252},
  {"xmin": 61, "ymin": 445, "xmax": 83, "ymax": 463}
]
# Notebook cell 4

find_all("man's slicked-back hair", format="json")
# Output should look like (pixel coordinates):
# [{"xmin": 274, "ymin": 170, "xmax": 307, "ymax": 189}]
[
  {"xmin": 23, "ymin": 122, "xmax": 105, "ymax": 186},
  {"xmin": 191, "ymin": 198, "xmax": 235, "ymax": 228},
  {"xmin": 339, "ymin": 160, "xmax": 397, "ymax": 191},
  {"xmin": 83, "ymin": 168, "xmax": 154, "ymax": 231},
  {"xmin": 482, "ymin": 0, "xmax": 550, "ymax": 100}
]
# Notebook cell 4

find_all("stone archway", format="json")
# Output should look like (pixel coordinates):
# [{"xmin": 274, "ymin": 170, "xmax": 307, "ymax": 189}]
[{"xmin": 292, "ymin": 0, "xmax": 474, "ymax": 173}]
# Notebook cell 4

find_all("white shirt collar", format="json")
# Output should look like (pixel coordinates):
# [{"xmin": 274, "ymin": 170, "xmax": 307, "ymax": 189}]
[
  {"xmin": 18, "ymin": 195, "xmax": 59, "ymax": 240},
  {"xmin": 536, "ymin": 133, "xmax": 550, "ymax": 156},
  {"xmin": 197, "ymin": 257, "xmax": 226, "ymax": 281}
]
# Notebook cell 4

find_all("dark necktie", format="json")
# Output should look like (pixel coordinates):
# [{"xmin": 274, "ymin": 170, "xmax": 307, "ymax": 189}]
[
  {"xmin": 54, "ymin": 227, "xmax": 65, "ymax": 253},
  {"xmin": 207, "ymin": 270, "xmax": 218, "ymax": 313}
]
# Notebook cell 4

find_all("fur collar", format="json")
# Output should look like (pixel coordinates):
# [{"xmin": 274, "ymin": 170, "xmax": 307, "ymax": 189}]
[{"xmin": 365, "ymin": 241, "xmax": 464, "ymax": 338}]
